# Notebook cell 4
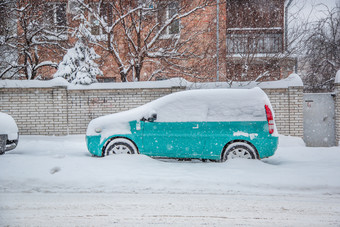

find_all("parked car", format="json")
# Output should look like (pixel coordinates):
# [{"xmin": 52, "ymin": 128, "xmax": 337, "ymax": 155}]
[
  {"xmin": 86, "ymin": 88, "xmax": 278, "ymax": 161},
  {"xmin": 0, "ymin": 112, "xmax": 19, "ymax": 155}
]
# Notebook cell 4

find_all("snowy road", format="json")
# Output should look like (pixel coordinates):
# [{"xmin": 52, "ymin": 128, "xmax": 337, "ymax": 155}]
[
  {"xmin": 2, "ymin": 193, "xmax": 340, "ymax": 226},
  {"xmin": 0, "ymin": 135, "xmax": 340, "ymax": 226}
]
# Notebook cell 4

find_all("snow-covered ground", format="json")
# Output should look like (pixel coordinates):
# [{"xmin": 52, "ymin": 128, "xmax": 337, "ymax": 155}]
[{"xmin": 1, "ymin": 135, "xmax": 340, "ymax": 226}]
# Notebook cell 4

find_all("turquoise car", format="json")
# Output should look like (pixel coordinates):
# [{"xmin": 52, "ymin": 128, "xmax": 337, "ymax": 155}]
[{"xmin": 86, "ymin": 88, "xmax": 278, "ymax": 161}]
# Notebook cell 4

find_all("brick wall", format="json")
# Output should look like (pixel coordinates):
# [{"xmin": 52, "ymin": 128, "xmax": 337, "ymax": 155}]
[
  {"xmin": 0, "ymin": 86, "xmax": 183, "ymax": 135},
  {"xmin": 263, "ymin": 87, "xmax": 304, "ymax": 137},
  {"xmin": 1, "ymin": 84, "xmax": 305, "ymax": 137},
  {"xmin": 287, "ymin": 86, "xmax": 304, "ymax": 137},
  {"xmin": 0, "ymin": 87, "xmax": 68, "ymax": 136},
  {"xmin": 66, "ymin": 88, "xmax": 183, "ymax": 134}
]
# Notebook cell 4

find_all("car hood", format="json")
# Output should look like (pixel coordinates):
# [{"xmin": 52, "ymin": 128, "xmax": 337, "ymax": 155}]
[{"xmin": 86, "ymin": 104, "xmax": 153, "ymax": 139}]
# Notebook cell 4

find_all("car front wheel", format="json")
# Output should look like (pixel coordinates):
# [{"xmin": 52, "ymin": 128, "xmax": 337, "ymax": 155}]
[
  {"xmin": 103, "ymin": 138, "xmax": 138, "ymax": 156},
  {"xmin": 222, "ymin": 141, "xmax": 258, "ymax": 161}
]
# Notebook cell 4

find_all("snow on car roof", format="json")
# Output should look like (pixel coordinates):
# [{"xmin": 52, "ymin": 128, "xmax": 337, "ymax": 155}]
[{"xmin": 87, "ymin": 88, "xmax": 273, "ymax": 139}]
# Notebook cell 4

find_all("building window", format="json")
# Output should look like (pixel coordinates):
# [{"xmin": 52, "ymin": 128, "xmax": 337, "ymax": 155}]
[
  {"xmin": 155, "ymin": 75, "xmax": 168, "ymax": 81},
  {"xmin": 0, "ymin": 2, "xmax": 16, "ymax": 37},
  {"xmin": 138, "ymin": 0, "xmax": 155, "ymax": 9},
  {"xmin": 45, "ymin": 2, "xmax": 67, "ymax": 33},
  {"xmin": 91, "ymin": 15, "xmax": 100, "ymax": 36},
  {"xmin": 226, "ymin": 0, "xmax": 283, "ymax": 29},
  {"xmin": 138, "ymin": 0, "xmax": 156, "ymax": 18},
  {"xmin": 68, "ymin": 0, "xmax": 82, "ymax": 15},
  {"xmin": 90, "ymin": 2, "xmax": 113, "ymax": 36},
  {"xmin": 159, "ymin": 1, "xmax": 180, "ymax": 38},
  {"xmin": 0, "ymin": 4, "xmax": 7, "ymax": 36},
  {"xmin": 226, "ymin": 33, "xmax": 283, "ymax": 54},
  {"xmin": 97, "ymin": 77, "xmax": 116, "ymax": 83},
  {"xmin": 167, "ymin": 2, "xmax": 180, "ymax": 35}
]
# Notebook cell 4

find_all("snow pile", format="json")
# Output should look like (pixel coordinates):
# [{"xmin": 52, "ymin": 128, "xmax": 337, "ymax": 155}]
[
  {"xmin": 0, "ymin": 77, "xmax": 70, "ymax": 88},
  {"xmin": 255, "ymin": 73, "xmax": 303, "ymax": 88},
  {"xmin": 87, "ymin": 88, "xmax": 273, "ymax": 138},
  {"xmin": 54, "ymin": 39, "xmax": 102, "ymax": 85},
  {"xmin": 187, "ymin": 73, "xmax": 303, "ymax": 89},
  {"xmin": 0, "ymin": 135, "xmax": 339, "ymax": 195},
  {"xmin": 0, "ymin": 112, "xmax": 18, "ymax": 140}
]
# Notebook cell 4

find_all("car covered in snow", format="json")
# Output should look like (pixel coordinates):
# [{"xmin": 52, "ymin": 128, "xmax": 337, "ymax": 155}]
[
  {"xmin": 86, "ymin": 88, "xmax": 278, "ymax": 161},
  {"xmin": 0, "ymin": 112, "xmax": 19, "ymax": 154}
]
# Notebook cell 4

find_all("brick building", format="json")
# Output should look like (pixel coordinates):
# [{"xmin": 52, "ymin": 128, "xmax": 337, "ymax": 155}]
[
  {"xmin": 225, "ymin": 0, "xmax": 295, "ymax": 81},
  {"xmin": 0, "ymin": 0, "xmax": 295, "ymax": 82}
]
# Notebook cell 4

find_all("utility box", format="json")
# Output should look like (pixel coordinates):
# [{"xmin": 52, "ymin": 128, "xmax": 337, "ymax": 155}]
[{"xmin": 304, "ymin": 93, "xmax": 336, "ymax": 147}]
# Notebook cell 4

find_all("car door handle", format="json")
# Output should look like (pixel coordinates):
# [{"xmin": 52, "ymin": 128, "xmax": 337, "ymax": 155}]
[{"xmin": 192, "ymin": 124, "xmax": 199, "ymax": 129}]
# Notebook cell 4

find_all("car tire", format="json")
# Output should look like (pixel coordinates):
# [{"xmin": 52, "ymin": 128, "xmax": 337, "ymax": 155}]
[
  {"xmin": 222, "ymin": 141, "xmax": 258, "ymax": 161},
  {"xmin": 103, "ymin": 138, "xmax": 138, "ymax": 156}
]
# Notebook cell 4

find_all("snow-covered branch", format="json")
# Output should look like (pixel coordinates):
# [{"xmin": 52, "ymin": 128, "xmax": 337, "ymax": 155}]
[
  {"xmin": 0, "ymin": 0, "xmax": 68, "ymax": 80},
  {"xmin": 73, "ymin": 0, "xmax": 209, "ymax": 82}
]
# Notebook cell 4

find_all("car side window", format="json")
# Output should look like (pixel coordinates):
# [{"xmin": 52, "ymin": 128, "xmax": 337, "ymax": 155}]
[
  {"xmin": 207, "ymin": 100, "xmax": 266, "ymax": 122},
  {"xmin": 155, "ymin": 97, "xmax": 208, "ymax": 122}
]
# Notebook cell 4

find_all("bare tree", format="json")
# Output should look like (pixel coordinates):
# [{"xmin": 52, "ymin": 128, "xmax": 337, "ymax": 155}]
[
  {"xmin": 0, "ymin": 0, "xmax": 18, "ymax": 78},
  {"xmin": 302, "ymin": 5, "xmax": 340, "ymax": 92},
  {"xmin": 74, "ymin": 0, "xmax": 210, "ymax": 82},
  {"xmin": 0, "ymin": 0, "xmax": 68, "ymax": 80}
]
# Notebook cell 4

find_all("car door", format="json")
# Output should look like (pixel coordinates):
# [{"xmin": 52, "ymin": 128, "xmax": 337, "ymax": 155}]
[
  {"xmin": 142, "ymin": 121, "xmax": 205, "ymax": 158},
  {"xmin": 141, "ymin": 95, "xmax": 208, "ymax": 158}
]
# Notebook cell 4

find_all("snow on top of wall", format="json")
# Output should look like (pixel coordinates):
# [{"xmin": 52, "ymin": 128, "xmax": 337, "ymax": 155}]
[
  {"xmin": 335, "ymin": 70, "xmax": 340, "ymax": 84},
  {"xmin": 254, "ymin": 73, "xmax": 303, "ymax": 88},
  {"xmin": 0, "ymin": 77, "xmax": 187, "ymax": 89},
  {"xmin": 0, "ymin": 77, "xmax": 70, "ymax": 88},
  {"xmin": 0, "ymin": 74, "xmax": 303, "ymax": 90},
  {"xmin": 70, "ymin": 77, "xmax": 188, "ymax": 90},
  {"xmin": 187, "ymin": 73, "xmax": 303, "ymax": 90}
]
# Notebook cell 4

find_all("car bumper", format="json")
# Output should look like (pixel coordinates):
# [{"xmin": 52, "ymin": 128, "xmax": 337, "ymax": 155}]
[
  {"xmin": 0, "ymin": 134, "xmax": 19, "ymax": 154},
  {"xmin": 86, "ymin": 135, "xmax": 103, "ymax": 157},
  {"xmin": 255, "ymin": 136, "xmax": 279, "ymax": 159}
]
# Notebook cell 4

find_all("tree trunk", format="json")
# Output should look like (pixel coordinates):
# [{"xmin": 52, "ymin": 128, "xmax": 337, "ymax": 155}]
[
  {"xmin": 120, "ymin": 72, "xmax": 127, "ymax": 82},
  {"xmin": 135, "ymin": 65, "xmax": 141, "ymax": 81}
]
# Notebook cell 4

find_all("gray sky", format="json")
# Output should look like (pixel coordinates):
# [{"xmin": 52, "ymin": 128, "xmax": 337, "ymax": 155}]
[{"xmin": 292, "ymin": 0, "xmax": 338, "ymax": 22}]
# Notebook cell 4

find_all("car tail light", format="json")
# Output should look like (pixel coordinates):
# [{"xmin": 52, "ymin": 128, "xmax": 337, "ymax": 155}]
[{"xmin": 265, "ymin": 105, "xmax": 274, "ymax": 134}]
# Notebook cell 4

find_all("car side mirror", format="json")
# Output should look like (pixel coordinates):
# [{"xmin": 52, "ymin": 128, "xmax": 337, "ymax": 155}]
[{"xmin": 147, "ymin": 113, "xmax": 157, "ymax": 122}]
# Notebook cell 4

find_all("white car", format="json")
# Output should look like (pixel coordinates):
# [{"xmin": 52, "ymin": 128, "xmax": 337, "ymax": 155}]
[{"xmin": 0, "ymin": 112, "xmax": 19, "ymax": 154}]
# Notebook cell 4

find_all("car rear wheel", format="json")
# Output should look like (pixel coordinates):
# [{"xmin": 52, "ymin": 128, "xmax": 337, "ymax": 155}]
[
  {"xmin": 222, "ymin": 141, "xmax": 258, "ymax": 161},
  {"xmin": 103, "ymin": 138, "xmax": 138, "ymax": 156}
]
